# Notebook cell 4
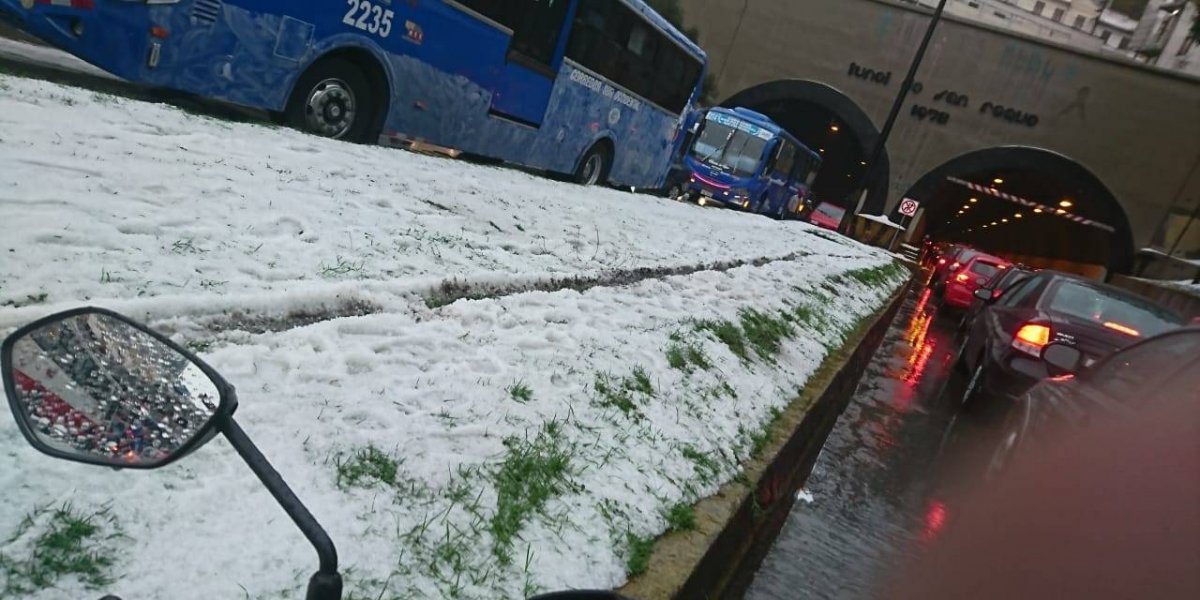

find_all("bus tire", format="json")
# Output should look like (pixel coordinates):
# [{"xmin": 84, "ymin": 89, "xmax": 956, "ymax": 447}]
[
  {"xmin": 573, "ymin": 143, "xmax": 612, "ymax": 186},
  {"xmin": 285, "ymin": 58, "xmax": 377, "ymax": 143}
]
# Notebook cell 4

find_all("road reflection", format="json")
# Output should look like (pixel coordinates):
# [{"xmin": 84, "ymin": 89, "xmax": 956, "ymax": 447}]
[{"xmin": 746, "ymin": 280, "xmax": 997, "ymax": 600}]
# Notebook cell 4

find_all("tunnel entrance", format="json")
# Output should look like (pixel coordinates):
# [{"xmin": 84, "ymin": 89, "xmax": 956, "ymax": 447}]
[
  {"xmin": 900, "ymin": 147, "xmax": 1135, "ymax": 277},
  {"xmin": 721, "ymin": 80, "xmax": 885, "ymax": 211}
]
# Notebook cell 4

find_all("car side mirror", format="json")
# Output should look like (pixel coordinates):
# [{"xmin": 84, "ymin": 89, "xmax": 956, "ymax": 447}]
[
  {"xmin": 973, "ymin": 288, "xmax": 993, "ymax": 302},
  {"xmin": 1042, "ymin": 343, "xmax": 1083, "ymax": 376},
  {"xmin": 1, "ymin": 308, "xmax": 235, "ymax": 469}
]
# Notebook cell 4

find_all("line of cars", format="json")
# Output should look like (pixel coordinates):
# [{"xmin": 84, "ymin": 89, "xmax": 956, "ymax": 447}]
[{"xmin": 923, "ymin": 242, "xmax": 1197, "ymax": 474}]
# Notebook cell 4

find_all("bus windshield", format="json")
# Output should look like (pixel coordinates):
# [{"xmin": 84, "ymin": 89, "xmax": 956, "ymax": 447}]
[{"xmin": 690, "ymin": 121, "xmax": 771, "ymax": 178}]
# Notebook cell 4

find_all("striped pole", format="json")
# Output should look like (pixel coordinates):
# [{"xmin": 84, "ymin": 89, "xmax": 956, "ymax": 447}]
[{"xmin": 946, "ymin": 176, "xmax": 1116, "ymax": 233}]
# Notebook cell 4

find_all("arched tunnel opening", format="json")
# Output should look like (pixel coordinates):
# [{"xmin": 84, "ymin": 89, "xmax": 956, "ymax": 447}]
[
  {"xmin": 721, "ymin": 80, "xmax": 886, "ymax": 211},
  {"xmin": 900, "ymin": 147, "xmax": 1135, "ymax": 278}
]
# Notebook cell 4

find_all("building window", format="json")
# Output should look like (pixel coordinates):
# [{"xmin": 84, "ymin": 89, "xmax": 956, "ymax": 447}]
[
  {"xmin": 1119, "ymin": 37, "xmax": 1129, "ymax": 50},
  {"xmin": 1100, "ymin": 29, "xmax": 1111, "ymax": 43},
  {"xmin": 1073, "ymin": 15, "xmax": 1086, "ymax": 29},
  {"xmin": 1052, "ymin": 7, "xmax": 1065, "ymax": 22},
  {"xmin": 1033, "ymin": 1, "xmax": 1045, "ymax": 16}
]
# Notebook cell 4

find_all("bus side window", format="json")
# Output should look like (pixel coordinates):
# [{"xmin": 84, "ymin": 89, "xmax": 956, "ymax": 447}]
[
  {"xmin": 774, "ymin": 142, "xmax": 796, "ymax": 178},
  {"xmin": 458, "ymin": 0, "xmax": 572, "ymax": 68}
]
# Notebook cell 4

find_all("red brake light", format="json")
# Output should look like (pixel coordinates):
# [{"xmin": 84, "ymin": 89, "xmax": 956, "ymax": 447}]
[
  {"xmin": 938, "ymin": 258, "xmax": 946, "ymax": 265},
  {"xmin": 1103, "ymin": 322, "xmax": 1140, "ymax": 337},
  {"xmin": 1012, "ymin": 323, "xmax": 1051, "ymax": 357}
]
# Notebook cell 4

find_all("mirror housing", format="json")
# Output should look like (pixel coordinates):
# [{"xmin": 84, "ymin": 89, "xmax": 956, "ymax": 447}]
[
  {"xmin": 1042, "ymin": 343, "xmax": 1083, "ymax": 376},
  {"xmin": 973, "ymin": 288, "xmax": 993, "ymax": 302},
  {"xmin": 1, "ymin": 307, "xmax": 237, "ymax": 469}
]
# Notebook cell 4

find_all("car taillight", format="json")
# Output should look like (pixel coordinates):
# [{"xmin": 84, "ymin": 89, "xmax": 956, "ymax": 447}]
[
  {"xmin": 1103, "ymin": 322, "xmax": 1140, "ymax": 337},
  {"xmin": 1012, "ymin": 323, "xmax": 1051, "ymax": 357},
  {"xmin": 954, "ymin": 272, "xmax": 970, "ymax": 283}
]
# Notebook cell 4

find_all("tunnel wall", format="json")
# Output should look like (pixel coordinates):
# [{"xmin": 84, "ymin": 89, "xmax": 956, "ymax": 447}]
[{"xmin": 680, "ymin": 0, "xmax": 1200, "ymax": 261}]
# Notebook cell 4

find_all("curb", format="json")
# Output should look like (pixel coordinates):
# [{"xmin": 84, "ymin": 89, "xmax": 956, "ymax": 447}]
[{"xmin": 619, "ymin": 275, "xmax": 914, "ymax": 600}]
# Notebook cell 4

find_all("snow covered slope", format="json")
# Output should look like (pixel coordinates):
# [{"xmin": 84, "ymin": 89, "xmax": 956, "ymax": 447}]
[{"xmin": 0, "ymin": 73, "xmax": 907, "ymax": 599}]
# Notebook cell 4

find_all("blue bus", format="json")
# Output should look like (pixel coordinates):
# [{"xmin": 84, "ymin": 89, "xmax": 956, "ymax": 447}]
[
  {"xmin": 680, "ymin": 107, "xmax": 821, "ymax": 219},
  {"xmin": 0, "ymin": 0, "xmax": 707, "ymax": 188}
]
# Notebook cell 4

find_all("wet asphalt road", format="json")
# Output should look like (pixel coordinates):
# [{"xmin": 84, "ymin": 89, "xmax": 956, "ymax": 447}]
[{"xmin": 745, "ymin": 282, "xmax": 1005, "ymax": 600}]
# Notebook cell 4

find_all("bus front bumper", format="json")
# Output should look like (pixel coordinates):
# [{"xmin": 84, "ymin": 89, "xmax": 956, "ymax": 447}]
[{"xmin": 687, "ymin": 182, "xmax": 750, "ymax": 210}]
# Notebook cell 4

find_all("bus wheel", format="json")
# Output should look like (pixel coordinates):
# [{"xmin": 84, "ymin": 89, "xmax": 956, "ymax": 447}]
[
  {"xmin": 574, "ymin": 144, "xmax": 611, "ymax": 186},
  {"xmin": 286, "ymin": 58, "xmax": 375, "ymax": 143},
  {"xmin": 667, "ymin": 183, "xmax": 683, "ymax": 200}
]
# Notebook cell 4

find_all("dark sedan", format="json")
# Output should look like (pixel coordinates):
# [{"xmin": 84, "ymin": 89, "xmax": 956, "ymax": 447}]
[
  {"xmin": 955, "ymin": 266, "xmax": 1035, "ymax": 337},
  {"xmin": 985, "ymin": 327, "xmax": 1200, "ymax": 478},
  {"xmin": 957, "ymin": 271, "xmax": 1187, "ymax": 408}
]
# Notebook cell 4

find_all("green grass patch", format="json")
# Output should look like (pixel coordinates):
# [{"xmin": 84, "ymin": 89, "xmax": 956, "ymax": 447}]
[
  {"xmin": 841, "ymin": 261, "xmax": 907, "ymax": 288},
  {"xmin": 681, "ymin": 445, "xmax": 722, "ymax": 486},
  {"xmin": 594, "ymin": 369, "xmax": 656, "ymax": 419},
  {"xmin": 0, "ymin": 503, "xmax": 123, "ymax": 596},
  {"xmin": 739, "ymin": 309, "xmax": 794, "ymax": 361},
  {"xmin": 664, "ymin": 503, "xmax": 696, "ymax": 532},
  {"xmin": 506, "ymin": 381, "xmax": 533, "ymax": 404},
  {"xmin": 694, "ymin": 319, "xmax": 748, "ymax": 362},
  {"xmin": 666, "ymin": 342, "xmax": 711, "ymax": 373},
  {"xmin": 335, "ymin": 445, "xmax": 400, "ymax": 489},
  {"xmin": 625, "ymin": 533, "xmax": 655, "ymax": 576},
  {"xmin": 491, "ymin": 420, "xmax": 576, "ymax": 566}
]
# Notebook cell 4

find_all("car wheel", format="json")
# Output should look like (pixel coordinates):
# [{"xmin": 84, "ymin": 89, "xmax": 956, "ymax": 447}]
[
  {"xmin": 573, "ymin": 144, "xmax": 611, "ymax": 186},
  {"xmin": 984, "ymin": 429, "xmax": 1019, "ymax": 481},
  {"xmin": 961, "ymin": 361, "xmax": 987, "ymax": 410},
  {"xmin": 285, "ymin": 58, "xmax": 377, "ymax": 143}
]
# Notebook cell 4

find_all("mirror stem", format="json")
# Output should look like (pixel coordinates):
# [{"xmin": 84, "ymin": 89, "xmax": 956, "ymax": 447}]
[{"xmin": 221, "ymin": 417, "xmax": 339, "ymax": 574}]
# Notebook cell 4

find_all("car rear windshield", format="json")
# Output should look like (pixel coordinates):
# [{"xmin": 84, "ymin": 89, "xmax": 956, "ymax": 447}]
[
  {"xmin": 953, "ymin": 248, "xmax": 979, "ymax": 263},
  {"xmin": 1046, "ymin": 281, "xmax": 1185, "ymax": 337},
  {"xmin": 969, "ymin": 261, "xmax": 1002, "ymax": 279}
]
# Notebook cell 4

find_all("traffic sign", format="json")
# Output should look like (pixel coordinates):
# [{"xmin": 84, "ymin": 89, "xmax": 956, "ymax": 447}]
[{"xmin": 899, "ymin": 198, "xmax": 920, "ymax": 217}]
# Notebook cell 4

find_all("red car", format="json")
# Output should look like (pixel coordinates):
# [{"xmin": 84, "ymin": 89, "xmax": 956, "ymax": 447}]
[
  {"xmin": 943, "ymin": 254, "xmax": 1012, "ymax": 310},
  {"xmin": 930, "ymin": 244, "xmax": 982, "ymax": 294},
  {"xmin": 808, "ymin": 202, "xmax": 846, "ymax": 230}
]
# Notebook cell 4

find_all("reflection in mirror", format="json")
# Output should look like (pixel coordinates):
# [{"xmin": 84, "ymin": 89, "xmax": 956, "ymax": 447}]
[{"xmin": 7, "ymin": 313, "xmax": 219, "ymax": 467}]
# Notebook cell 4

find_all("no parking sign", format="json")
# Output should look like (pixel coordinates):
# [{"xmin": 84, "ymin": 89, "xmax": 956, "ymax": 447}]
[{"xmin": 899, "ymin": 198, "xmax": 920, "ymax": 217}]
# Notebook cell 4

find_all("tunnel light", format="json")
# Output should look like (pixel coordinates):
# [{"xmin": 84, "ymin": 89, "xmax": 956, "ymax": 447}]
[
  {"xmin": 993, "ymin": 178, "xmax": 1004, "ymax": 185},
  {"xmin": 1059, "ymin": 199, "xmax": 1073, "ymax": 208},
  {"xmin": 969, "ymin": 198, "xmax": 978, "ymax": 203},
  {"xmin": 1001, "ymin": 218, "xmax": 1009, "ymax": 223},
  {"xmin": 982, "ymin": 225, "xmax": 989, "ymax": 229},
  {"xmin": 1056, "ymin": 208, "xmax": 1067, "ymax": 215},
  {"xmin": 1033, "ymin": 208, "xmax": 1044, "ymax": 214},
  {"xmin": 1015, "ymin": 213, "xmax": 1024, "ymax": 219},
  {"xmin": 819, "ymin": 148, "xmax": 826, "ymax": 153},
  {"xmin": 860, "ymin": 161, "xmax": 867, "ymax": 166},
  {"xmin": 990, "ymin": 221, "xmax": 998, "ymax": 226},
  {"xmin": 830, "ymin": 124, "xmax": 840, "ymax": 133}
]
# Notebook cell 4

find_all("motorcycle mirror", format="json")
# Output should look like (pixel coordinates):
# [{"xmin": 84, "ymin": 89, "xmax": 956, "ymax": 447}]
[{"xmin": 1, "ymin": 307, "xmax": 236, "ymax": 469}]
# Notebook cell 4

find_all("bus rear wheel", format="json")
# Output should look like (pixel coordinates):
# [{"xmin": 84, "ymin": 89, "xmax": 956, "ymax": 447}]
[
  {"xmin": 573, "ymin": 144, "xmax": 611, "ymax": 186},
  {"xmin": 286, "ymin": 58, "xmax": 376, "ymax": 143}
]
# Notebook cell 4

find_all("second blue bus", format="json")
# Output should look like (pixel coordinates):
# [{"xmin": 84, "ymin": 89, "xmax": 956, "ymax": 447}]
[
  {"xmin": 0, "ymin": 0, "xmax": 707, "ymax": 188},
  {"xmin": 680, "ymin": 107, "xmax": 821, "ymax": 219}
]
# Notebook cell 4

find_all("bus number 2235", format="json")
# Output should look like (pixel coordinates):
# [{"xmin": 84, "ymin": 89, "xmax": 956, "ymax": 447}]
[{"xmin": 342, "ymin": 0, "xmax": 395, "ymax": 38}]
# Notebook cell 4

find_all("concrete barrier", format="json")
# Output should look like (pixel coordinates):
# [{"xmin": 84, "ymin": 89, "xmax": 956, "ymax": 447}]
[
  {"xmin": 619, "ymin": 275, "xmax": 912, "ymax": 600},
  {"xmin": 1110, "ymin": 275, "xmax": 1200, "ymax": 319}
]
